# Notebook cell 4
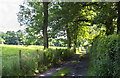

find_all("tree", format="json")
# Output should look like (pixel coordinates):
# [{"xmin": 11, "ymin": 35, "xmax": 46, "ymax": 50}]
[
  {"xmin": 0, "ymin": 30, "xmax": 26, "ymax": 45},
  {"xmin": 43, "ymin": 2, "xmax": 49, "ymax": 49},
  {"xmin": 91, "ymin": 2, "xmax": 117, "ymax": 35},
  {"xmin": 3, "ymin": 31, "xmax": 18, "ymax": 45},
  {"xmin": 16, "ymin": 30, "xmax": 26, "ymax": 45},
  {"xmin": 0, "ymin": 38, "xmax": 5, "ymax": 44},
  {"xmin": 50, "ymin": 2, "xmax": 92, "ymax": 51},
  {"xmin": 18, "ymin": 2, "xmax": 48, "ymax": 48},
  {"xmin": 117, "ymin": 1, "xmax": 120, "ymax": 34},
  {"xmin": 66, "ymin": 25, "xmax": 71, "ymax": 49}
]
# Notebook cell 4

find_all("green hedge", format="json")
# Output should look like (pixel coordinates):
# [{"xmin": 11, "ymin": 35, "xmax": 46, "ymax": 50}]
[{"xmin": 88, "ymin": 34, "xmax": 120, "ymax": 77}]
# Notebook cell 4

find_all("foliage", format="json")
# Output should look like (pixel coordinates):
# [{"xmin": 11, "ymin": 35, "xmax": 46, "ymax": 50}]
[
  {"xmin": 49, "ymin": 38, "xmax": 67, "ymax": 47},
  {"xmin": 50, "ymin": 2, "xmax": 92, "ymax": 44},
  {"xmin": 0, "ymin": 38, "xmax": 5, "ymax": 44},
  {"xmin": 88, "ymin": 33, "xmax": 120, "ymax": 76},
  {"xmin": 2, "ymin": 1, "xmax": 120, "ymax": 76},
  {"xmin": 1, "ymin": 30, "xmax": 26, "ymax": 45},
  {"xmin": 18, "ymin": 1, "xmax": 50, "ymax": 49},
  {"xmin": 91, "ymin": 2, "xmax": 117, "ymax": 35},
  {"xmin": 0, "ymin": 30, "xmax": 67, "ymax": 47},
  {"xmin": 2, "ymin": 45, "xmax": 74, "ymax": 76}
]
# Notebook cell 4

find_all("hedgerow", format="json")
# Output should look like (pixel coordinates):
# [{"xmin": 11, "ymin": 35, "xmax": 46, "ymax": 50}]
[{"xmin": 88, "ymin": 34, "xmax": 120, "ymax": 77}]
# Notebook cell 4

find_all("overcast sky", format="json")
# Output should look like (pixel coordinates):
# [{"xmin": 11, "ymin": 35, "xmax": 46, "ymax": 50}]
[
  {"xmin": 0, "ymin": 0, "xmax": 25, "ymax": 33},
  {"xmin": 0, "ymin": 0, "xmax": 118, "ymax": 33}
]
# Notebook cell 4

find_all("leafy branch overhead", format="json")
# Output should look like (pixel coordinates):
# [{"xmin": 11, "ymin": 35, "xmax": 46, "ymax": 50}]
[{"xmin": 17, "ymin": 1, "xmax": 120, "ymax": 50}]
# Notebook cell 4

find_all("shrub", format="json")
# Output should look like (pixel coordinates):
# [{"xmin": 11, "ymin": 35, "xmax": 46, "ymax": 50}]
[
  {"xmin": 88, "ymin": 34, "xmax": 120, "ymax": 77},
  {"xmin": 42, "ymin": 48, "xmax": 74, "ymax": 67}
]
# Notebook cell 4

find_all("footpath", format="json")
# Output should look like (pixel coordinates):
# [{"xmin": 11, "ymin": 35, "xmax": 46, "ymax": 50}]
[{"xmin": 35, "ymin": 51, "xmax": 89, "ymax": 77}]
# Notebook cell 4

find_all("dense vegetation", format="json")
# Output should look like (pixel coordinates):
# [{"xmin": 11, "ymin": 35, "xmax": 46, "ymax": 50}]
[
  {"xmin": 88, "ymin": 34, "xmax": 120, "ymax": 76},
  {"xmin": 2, "ymin": 45, "xmax": 74, "ymax": 76},
  {"xmin": 0, "ymin": 31, "xmax": 67, "ymax": 47},
  {"xmin": 1, "ymin": 1, "xmax": 120, "ymax": 77}
]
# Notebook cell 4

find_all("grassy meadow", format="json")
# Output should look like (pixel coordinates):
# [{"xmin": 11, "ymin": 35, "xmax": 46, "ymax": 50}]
[
  {"xmin": 2, "ymin": 45, "xmax": 67, "ymax": 55},
  {"xmin": 1, "ymin": 45, "xmax": 76, "ymax": 76}
]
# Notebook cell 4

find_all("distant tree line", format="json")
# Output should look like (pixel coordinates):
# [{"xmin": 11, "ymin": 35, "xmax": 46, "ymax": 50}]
[
  {"xmin": 0, "ymin": 30, "xmax": 26, "ymax": 45},
  {"xmin": 0, "ymin": 30, "xmax": 67, "ymax": 47}
]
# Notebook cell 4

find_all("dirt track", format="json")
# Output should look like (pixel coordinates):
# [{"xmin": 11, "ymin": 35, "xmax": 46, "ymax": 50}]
[{"xmin": 35, "ymin": 52, "xmax": 89, "ymax": 77}]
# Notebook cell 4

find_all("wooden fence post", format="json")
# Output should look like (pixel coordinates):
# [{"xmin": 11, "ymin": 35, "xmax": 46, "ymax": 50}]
[
  {"xmin": 36, "ymin": 49, "xmax": 39, "ymax": 61},
  {"xmin": 19, "ymin": 50, "xmax": 22, "ymax": 70},
  {"xmin": 36, "ymin": 49, "xmax": 40, "ymax": 68},
  {"xmin": 43, "ymin": 52, "xmax": 46, "ymax": 65}
]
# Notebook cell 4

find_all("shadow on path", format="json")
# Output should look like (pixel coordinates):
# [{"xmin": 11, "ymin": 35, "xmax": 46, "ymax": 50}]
[{"xmin": 35, "ymin": 51, "xmax": 89, "ymax": 77}]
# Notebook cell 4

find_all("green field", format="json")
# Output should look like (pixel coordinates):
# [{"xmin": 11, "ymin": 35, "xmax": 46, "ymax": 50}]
[
  {"xmin": 2, "ymin": 45, "xmax": 67, "ymax": 55},
  {"xmin": 1, "ymin": 45, "xmax": 74, "ymax": 76},
  {"xmin": 1, "ymin": 45, "xmax": 82, "ymax": 55}
]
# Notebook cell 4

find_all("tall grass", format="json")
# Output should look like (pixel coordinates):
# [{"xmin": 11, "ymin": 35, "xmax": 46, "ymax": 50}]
[{"xmin": 2, "ymin": 45, "xmax": 74, "ymax": 76}]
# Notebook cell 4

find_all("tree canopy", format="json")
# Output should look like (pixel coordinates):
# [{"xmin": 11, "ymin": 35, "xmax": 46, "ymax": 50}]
[{"xmin": 17, "ymin": 1, "xmax": 120, "ymax": 51}]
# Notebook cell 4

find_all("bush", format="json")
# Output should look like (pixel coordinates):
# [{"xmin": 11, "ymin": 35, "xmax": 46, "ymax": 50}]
[
  {"xmin": 42, "ymin": 48, "xmax": 74, "ymax": 66},
  {"xmin": 88, "ymin": 34, "xmax": 120, "ymax": 77}
]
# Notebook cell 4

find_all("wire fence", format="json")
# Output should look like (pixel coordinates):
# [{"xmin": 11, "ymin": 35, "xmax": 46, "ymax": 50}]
[
  {"xmin": 2, "ymin": 48, "xmax": 74, "ymax": 76},
  {"xmin": 0, "ymin": 44, "xmax": 2, "ymax": 77}
]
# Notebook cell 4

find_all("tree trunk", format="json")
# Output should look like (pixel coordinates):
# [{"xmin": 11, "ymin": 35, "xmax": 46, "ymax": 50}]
[
  {"xmin": 73, "ymin": 34, "xmax": 77, "ymax": 53},
  {"xmin": 117, "ymin": 1, "xmax": 120, "ymax": 34},
  {"xmin": 105, "ymin": 19, "xmax": 114, "ymax": 35},
  {"xmin": 73, "ymin": 25, "xmax": 78, "ymax": 53},
  {"xmin": 67, "ymin": 27, "xmax": 71, "ymax": 49},
  {"xmin": 78, "ymin": 46, "xmax": 79, "ymax": 51},
  {"xmin": 43, "ymin": 2, "xmax": 48, "ymax": 49},
  {"xmin": 78, "ymin": 43, "xmax": 80, "ymax": 51}
]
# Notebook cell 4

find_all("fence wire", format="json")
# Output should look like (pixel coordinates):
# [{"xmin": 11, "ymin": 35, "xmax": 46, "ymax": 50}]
[{"xmin": 0, "ymin": 44, "xmax": 2, "ymax": 78}]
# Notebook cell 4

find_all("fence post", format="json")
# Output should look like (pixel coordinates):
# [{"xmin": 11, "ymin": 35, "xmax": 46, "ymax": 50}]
[
  {"xmin": 43, "ymin": 52, "xmax": 46, "ymax": 65},
  {"xmin": 36, "ymin": 49, "xmax": 39, "ymax": 68},
  {"xmin": 36, "ymin": 49, "xmax": 39, "ymax": 61},
  {"xmin": 19, "ymin": 50, "xmax": 22, "ymax": 70}
]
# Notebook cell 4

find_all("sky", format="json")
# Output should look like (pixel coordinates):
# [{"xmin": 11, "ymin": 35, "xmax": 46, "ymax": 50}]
[
  {"xmin": 0, "ymin": 0, "xmax": 117, "ymax": 33},
  {"xmin": 0, "ymin": 0, "xmax": 25, "ymax": 33}
]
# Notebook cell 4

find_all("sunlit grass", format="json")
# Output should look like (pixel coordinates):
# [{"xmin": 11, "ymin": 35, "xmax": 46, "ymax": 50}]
[
  {"xmin": 1, "ymin": 45, "xmax": 67, "ymax": 56},
  {"xmin": 79, "ymin": 51, "xmax": 86, "ymax": 59},
  {"xmin": 72, "ymin": 61, "xmax": 78, "ymax": 65},
  {"xmin": 1, "ymin": 44, "xmax": 73, "ymax": 76},
  {"xmin": 53, "ymin": 68, "xmax": 71, "ymax": 77}
]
